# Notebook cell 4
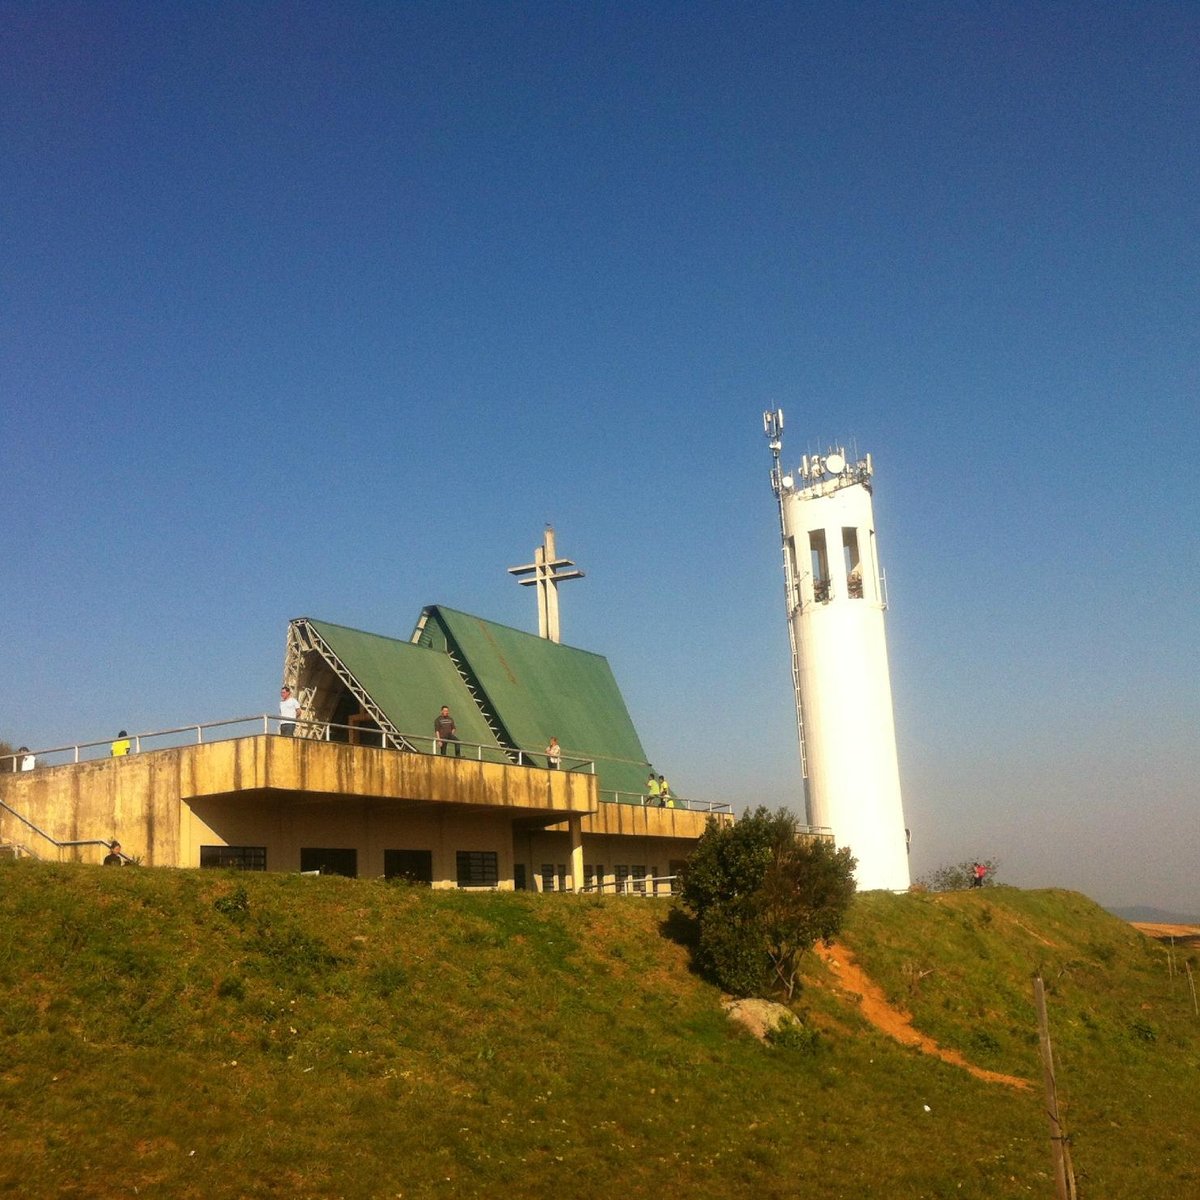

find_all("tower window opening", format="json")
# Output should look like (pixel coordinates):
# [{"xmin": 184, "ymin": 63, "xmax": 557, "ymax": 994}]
[
  {"xmin": 809, "ymin": 530, "xmax": 830, "ymax": 602},
  {"xmin": 843, "ymin": 528, "xmax": 863, "ymax": 599}
]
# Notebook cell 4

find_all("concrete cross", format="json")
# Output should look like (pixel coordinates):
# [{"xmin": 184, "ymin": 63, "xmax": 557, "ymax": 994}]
[{"xmin": 507, "ymin": 527, "xmax": 585, "ymax": 643}]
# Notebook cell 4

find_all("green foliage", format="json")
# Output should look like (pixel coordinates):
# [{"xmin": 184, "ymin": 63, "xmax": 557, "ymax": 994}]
[
  {"xmin": 696, "ymin": 900, "xmax": 770, "ymax": 995},
  {"xmin": 1, "ymin": 859, "xmax": 1198, "ymax": 1200},
  {"xmin": 679, "ymin": 808, "xmax": 856, "ymax": 998},
  {"xmin": 765, "ymin": 1016, "xmax": 821, "ymax": 1055},
  {"xmin": 213, "ymin": 884, "xmax": 250, "ymax": 918},
  {"xmin": 248, "ymin": 922, "xmax": 344, "ymax": 988},
  {"xmin": 917, "ymin": 857, "xmax": 1000, "ymax": 892},
  {"xmin": 216, "ymin": 975, "xmax": 246, "ymax": 1000}
]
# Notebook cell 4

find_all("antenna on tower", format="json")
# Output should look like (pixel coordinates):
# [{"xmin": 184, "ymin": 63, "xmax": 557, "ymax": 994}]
[{"xmin": 763, "ymin": 408, "xmax": 784, "ymax": 496}]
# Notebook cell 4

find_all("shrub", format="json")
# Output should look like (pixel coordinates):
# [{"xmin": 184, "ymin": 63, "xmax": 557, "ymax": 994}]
[
  {"xmin": 916, "ymin": 858, "xmax": 1000, "ymax": 892},
  {"xmin": 767, "ymin": 1018, "xmax": 821, "ymax": 1055},
  {"xmin": 678, "ymin": 808, "xmax": 856, "ymax": 998}
]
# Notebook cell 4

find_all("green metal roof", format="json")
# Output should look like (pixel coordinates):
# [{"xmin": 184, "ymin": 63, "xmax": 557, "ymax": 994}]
[
  {"xmin": 296, "ymin": 608, "xmax": 653, "ymax": 800},
  {"xmin": 414, "ymin": 606, "xmax": 650, "ymax": 799},
  {"xmin": 303, "ymin": 618, "xmax": 503, "ymax": 754}
]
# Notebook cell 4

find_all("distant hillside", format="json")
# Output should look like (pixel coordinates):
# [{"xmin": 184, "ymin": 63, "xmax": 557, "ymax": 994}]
[
  {"xmin": 1, "ymin": 863, "xmax": 1197, "ymax": 1199},
  {"xmin": 1106, "ymin": 904, "xmax": 1200, "ymax": 925}
]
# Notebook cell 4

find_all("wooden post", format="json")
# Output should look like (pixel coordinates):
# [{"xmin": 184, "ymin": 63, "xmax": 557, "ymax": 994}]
[
  {"xmin": 1033, "ymin": 973, "xmax": 1078, "ymax": 1200},
  {"xmin": 1186, "ymin": 961, "xmax": 1198, "ymax": 1018}
]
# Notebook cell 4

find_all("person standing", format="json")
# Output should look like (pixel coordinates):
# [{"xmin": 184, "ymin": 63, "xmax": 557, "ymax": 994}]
[
  {"xmin": 546, "ymin": 736, "xmax": 562, "ymax": 769},
  {"xmin": 17, "ymin": 746, "xmax": 35, "ymax": 771},
  {"xmin": 103, "ymin": 841, "xmax": 123, "ymax": 866},
  {"xmin": 279, "ymin": 686, "xmax": 301, "ymax": 736},
  {"xmin": 645, "ymin": 772, "xmax": 660, "ymax": 806},
  {"xmin": 971, "ymin": 862, "xmax": 987, "ymax": 888},
  {"xmin": 657, "ymin": 775, "xmax": 671, "ymax": 808},
  {"xmin": 110, "ymin": 731, "xmax": 131, "ymax": 757},
  {"xmin": 434, "ymin": 706, "xmax": 459, "ymax": 757}
]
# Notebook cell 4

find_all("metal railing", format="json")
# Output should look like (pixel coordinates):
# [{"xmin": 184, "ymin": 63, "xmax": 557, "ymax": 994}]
[
  {"xmin": 0, "ymin": 715, "xmax": 593, "ymax": 771},
  {"xmin": 602, "ymin": 789, "xmax": 732, "ymax": 814},
  {"xmin": 2, "ymin": 714, "xmax": 733, "ymax": 813},
  {"xmin": 0, "ymin": 797, "xmax": 123, "ymax": 863},
  {"xmin": 580, "ymin": 873, "xmax": 678, "ymax": 896}
]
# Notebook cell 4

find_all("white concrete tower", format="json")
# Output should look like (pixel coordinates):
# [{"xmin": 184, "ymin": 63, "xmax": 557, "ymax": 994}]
[{"xmin": 763, "ymin": 410, "xmax": 910, "ymax": 891}]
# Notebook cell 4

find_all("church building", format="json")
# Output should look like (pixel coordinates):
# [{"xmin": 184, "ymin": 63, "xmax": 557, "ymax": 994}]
[{"xmin": 0, "ymin": 534, "xmax": 729, "ymax": 890}]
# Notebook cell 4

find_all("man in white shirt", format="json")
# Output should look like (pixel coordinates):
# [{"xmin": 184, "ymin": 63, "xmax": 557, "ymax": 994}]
[{"xmin": 279, "ymin": 686, "xmax": 301, "ymax": 736}]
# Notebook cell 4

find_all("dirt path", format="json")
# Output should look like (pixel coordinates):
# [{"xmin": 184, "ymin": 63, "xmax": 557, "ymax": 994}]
[{"xmin": 814, "ymin": 941, "xmax": 1032, "ymax": 1090}]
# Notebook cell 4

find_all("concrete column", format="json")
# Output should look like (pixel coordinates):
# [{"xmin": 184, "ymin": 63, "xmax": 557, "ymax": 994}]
[{"xmin": 568, "ymin": 815, "xmax": 584, "ymax": 892}]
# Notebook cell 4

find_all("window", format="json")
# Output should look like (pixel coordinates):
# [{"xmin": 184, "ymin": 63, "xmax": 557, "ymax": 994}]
[
  {"xmin": 631, "ymin": 865, "xmax": 647, "ymax": 895},
  {"xmin": 200, "ymin": 845, "xmax": 266, "ymax": 871},
  {"xmin": 615, "ymin": 865, "xmax": 630, "ymax": 893},
  {"xmin": 300, "ymin": 848, "xmax": 358, "ymax": 877},
  {"xmin": 514, "ymin": 863, "xmax": 527, "ymax": 891},
  {"xmin": 809, "ymin": 529, "xmax": 830, "ymax": 601},
  {"xmin": 584, "ymin": 863, "xmax": 603, "ymax": 892},
  {"xmin": 457, "ymin": 850, "xmax": 499, "ymax": 889},
  {"xmin": 541, "ymin": 862, "xmax": 556, "ymax": 892},
  {"xmin": 384, "ymin": 849, "xmax": 432, "ymax": 885},
  {"xmin": 557, "ymin": 864, "xmax": 567, "ymax": 892},
  {"xmin": 843, "ymin": 527, "xmax": 863, "ymax": 599}
]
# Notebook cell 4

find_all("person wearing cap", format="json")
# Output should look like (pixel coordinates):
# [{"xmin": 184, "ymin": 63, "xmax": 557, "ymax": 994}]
[
  {"xmin": 110, "ymin": 731, "xmax": 131, "ymax": 757},
  {"xmin": 279, "ymin": 686, "xmax": 301, "ymax": 736},
  {"xmin": 103, "ymin": 841, "xmax": 123, "ymax": 866}
]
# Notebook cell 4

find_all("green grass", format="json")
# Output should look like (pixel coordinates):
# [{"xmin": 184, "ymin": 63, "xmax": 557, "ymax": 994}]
[{"xmin": 0, "ymin": 862, "xmax": 1196, "ymax": 1198}]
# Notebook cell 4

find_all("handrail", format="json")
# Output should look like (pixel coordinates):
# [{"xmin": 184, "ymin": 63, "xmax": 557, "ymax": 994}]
[
  {"xmin": 0, "ymin": 797, "xmax": 118, "ymax": 862},
  {"xmin": 1, "ymin": 714, "xmax": 733, "ymax": 814},
  {"xmin": 602, "ymin": 789, "xmax": 733, "ymax": 814},
  {"xmin": 581, "ymin": 873, "xmax": 678, "ymax": 896}
]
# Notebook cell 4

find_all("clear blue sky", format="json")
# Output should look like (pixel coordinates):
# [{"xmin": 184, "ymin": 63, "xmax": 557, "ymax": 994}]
[{"xmin": 3, "ymin": 3, "xmax": 1196, "ymax": 912}]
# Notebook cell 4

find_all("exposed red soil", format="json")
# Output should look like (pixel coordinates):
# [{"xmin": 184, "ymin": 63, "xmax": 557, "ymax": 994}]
[{"xmin": 814, "ymin": 941, "xmax": 1032, "ymax": 1090}]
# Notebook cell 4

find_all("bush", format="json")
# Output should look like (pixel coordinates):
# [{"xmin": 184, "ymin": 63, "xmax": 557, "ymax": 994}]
[
  {"xmin": 678, "ymin": 808, "xmax": 856, "ymax": 998},
  {"xmin": 916, "ymin": 858, "xmax": 1000, "ymax": 892},
  {"xmin": 696, "ymin": 901, "xmax": 770, "ymax": 996},
  {"xmin": 766, "ymin": 1018, "xmax": 821, "ymax": 1055}
]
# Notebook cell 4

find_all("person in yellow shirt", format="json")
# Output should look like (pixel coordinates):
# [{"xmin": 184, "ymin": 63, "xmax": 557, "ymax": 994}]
[{"xmin": 110, "ymin": 731, "xmax": 131, "ymax": 757}]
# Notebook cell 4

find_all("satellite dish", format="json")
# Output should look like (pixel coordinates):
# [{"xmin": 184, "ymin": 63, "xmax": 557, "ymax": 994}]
[{"xmin": 825, "ymin": 452, "xmax": 845, "ymax": 474}]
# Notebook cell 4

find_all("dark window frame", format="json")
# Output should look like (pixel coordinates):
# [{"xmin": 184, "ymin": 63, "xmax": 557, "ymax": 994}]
[
  {"xmin": 200, "ymin": 845, "xmax": 266, "ymax": 871},
  {"xmin": 457, "ymin": 850, "xmax": 499, "ymax": 889}
]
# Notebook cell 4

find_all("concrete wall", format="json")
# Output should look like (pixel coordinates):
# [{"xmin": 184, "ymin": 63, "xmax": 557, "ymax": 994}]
[
  {"xmin": 184, "ymin": 795, "xmax": 519, "ymax": 887},
  {"xmin": 0, "ymin": 754, "xmax": 180, "ymax": 865},
  {"xmin": 1, "ymin": 736, "xmax": 722, "ymax": 888},
  {"xmin": 523, "ymin": 804, "xmax": 729, "ymax": 893},
  {"xmin": 0, "ymin": 736, "xmax": 594, "ymax": 870}
]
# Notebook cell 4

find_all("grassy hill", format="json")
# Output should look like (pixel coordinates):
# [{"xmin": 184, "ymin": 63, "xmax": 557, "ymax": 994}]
[{"xmin": 1, "ymin": 861, "xmax": 1196, "ymax": 1199}]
